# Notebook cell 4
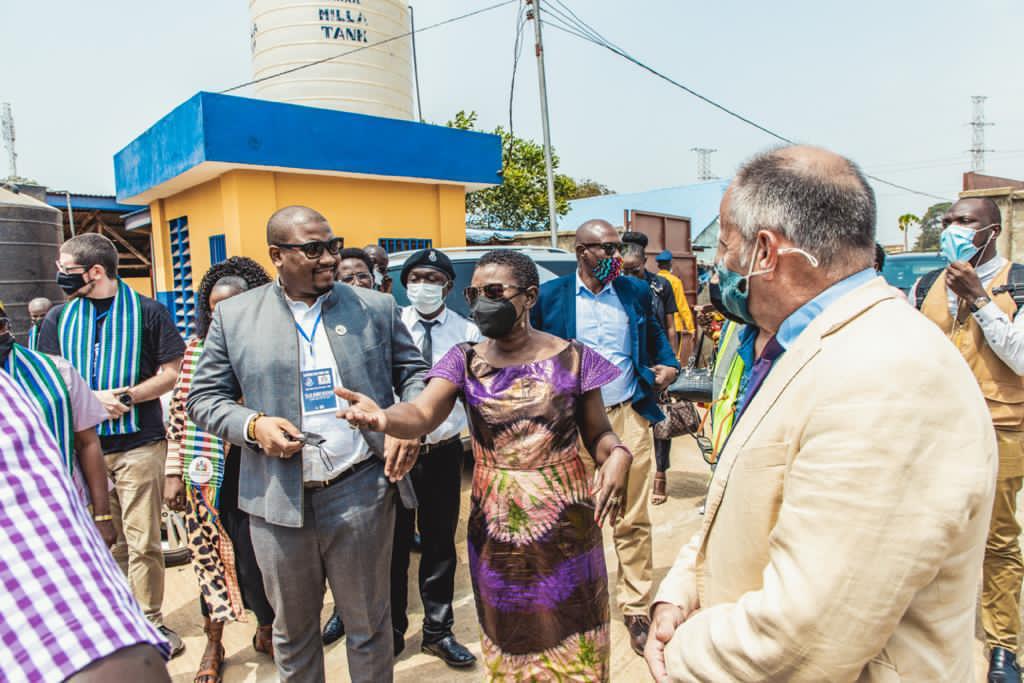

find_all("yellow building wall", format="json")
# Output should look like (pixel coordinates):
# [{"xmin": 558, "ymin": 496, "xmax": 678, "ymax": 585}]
[
  {"xmin": 121, "ymin": 277, "xmax": 153, "ymax": 297},
  {"xmin": 147, "ymin": 170, "xmax": 468, "ymax": 304}
]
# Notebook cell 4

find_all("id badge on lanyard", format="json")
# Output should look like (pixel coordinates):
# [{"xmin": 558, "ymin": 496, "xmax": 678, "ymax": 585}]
[{"xmin": 296, "ymin": 311, "xmax": 336, "ymax": 414}]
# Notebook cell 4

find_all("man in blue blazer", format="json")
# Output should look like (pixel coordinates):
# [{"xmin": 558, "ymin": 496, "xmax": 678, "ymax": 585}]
[{"xmin": 531, "ymin": 219, "xmax": 680, "ymax": 656}]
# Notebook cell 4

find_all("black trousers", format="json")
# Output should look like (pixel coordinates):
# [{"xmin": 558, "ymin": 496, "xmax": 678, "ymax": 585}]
[
  {"xmin": 654, "ymin": 437, "xmax": 672, "ymax": 473},
  {"xmin": 390, "ymin": 438, "xmax": 464, "ymax": 643}
]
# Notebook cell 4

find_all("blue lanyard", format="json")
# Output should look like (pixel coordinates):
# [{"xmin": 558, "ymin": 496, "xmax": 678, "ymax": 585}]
[{"xmin": 295, "ymin": 311, "xmax": 323, "ymax": 355}]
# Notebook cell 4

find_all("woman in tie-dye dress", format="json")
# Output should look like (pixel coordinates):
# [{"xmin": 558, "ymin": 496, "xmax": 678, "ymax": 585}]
[{"xmin": 337, "ymin": 250, "xmax": 633, "ymax": 681}]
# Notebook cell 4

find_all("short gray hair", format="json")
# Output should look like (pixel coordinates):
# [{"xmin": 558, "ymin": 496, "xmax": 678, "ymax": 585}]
[{"xmin": 728, "ymin": 146, "xmax": 876, "ymax": 268}]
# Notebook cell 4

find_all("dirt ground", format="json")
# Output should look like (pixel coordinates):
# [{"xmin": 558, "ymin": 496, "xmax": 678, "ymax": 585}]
[{"xmin": 163, "ymin": 438, "xmax": 996, "ymax": 682}]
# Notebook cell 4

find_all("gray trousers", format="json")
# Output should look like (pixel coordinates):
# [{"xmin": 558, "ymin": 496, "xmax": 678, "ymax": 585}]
[{"xmin": 250, "ymin": 459, "xmax": 397, "ymax": 683}]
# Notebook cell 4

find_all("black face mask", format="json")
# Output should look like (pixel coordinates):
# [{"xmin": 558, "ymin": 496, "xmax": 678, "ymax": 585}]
[
  {"xmin": 708, "ymin": 280, "xmax": 748, "ymax": 325},
  {"xmin": 57, "ymin": 271, "xmax": 88, "ymax": 296},
  {"xmin": 470, "ymin": 296, "xmax": 522, "ymax": 339},
  {"xmin": 0, "ymin": 331, "xmax": 13, "ymax": 363}
]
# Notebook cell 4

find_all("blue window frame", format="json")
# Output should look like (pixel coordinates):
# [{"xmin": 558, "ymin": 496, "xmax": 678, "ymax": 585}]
[
  {"xmin": 168, "ymin": 217, "xmax": 195, "ymax": 337},
  {"xmin": 379, "ymin": 237, "xmax": 432, "ymax": 254},
  {"xmin": 209, "ymin": 234, "xmax": 227, "ymax": 265}
]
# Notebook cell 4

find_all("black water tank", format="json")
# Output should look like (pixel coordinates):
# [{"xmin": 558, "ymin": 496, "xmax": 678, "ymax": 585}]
[{"xmin": 0, "ymin": 187, "xmax": 64, "ymax": 338}]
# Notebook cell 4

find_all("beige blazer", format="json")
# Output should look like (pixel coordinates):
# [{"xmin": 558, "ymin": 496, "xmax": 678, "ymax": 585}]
[{"xmin": 654, "ymin": 277, "xmax": 997, "ymax": 682}]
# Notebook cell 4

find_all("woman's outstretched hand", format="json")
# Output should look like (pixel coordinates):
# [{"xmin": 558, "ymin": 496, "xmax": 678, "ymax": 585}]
[
  {"xmin": 335, "ymin": 387, "xmax": 388, "ymax": 432},
  {"xmin": 592, "ymin": 448, "xmax": 631, "ymax": 527}
]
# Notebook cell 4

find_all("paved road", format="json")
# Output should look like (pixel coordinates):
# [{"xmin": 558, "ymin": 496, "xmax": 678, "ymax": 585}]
[{"xmin": 164, "ymin": 438, "xmax": 995, "ymax": 682}]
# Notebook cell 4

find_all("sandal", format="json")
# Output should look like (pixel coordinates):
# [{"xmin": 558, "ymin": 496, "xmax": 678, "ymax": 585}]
[
  {"xmin": 651, "ymin": 472, "xmax": 668, "ymax": 505},
  {"xmin": 253, "ymin": 624, "xmax": 274, "ymax": 660},
  {"xmin": 194, "ymin": 618, "xmax": 225, "ymax": 683}
]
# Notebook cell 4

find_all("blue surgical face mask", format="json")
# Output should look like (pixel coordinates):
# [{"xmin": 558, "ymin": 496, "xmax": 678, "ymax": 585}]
[
  {"xmin": 940, "ymin": 224, "xmax": 995, "ymax": 264},
  {"xmin": 714, "ymin": 244, "xmax": 819, "ymax": 327}
]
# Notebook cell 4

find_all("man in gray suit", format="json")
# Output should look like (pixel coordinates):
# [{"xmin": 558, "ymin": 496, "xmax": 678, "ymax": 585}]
[{"xmin": 187, "ymin": 206, "xmax": 429, "ymax": 682}]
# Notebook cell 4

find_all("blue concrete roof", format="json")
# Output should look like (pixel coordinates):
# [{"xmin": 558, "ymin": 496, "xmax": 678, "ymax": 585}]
[
  {"xmin": 114, "ymin": 92, "xmax": 503, "ymax": 203},
  {"xmin": 45, "ymin": 192, "xmax": 142, "ymax": 213},
  {"xmin": 560, "ymin": 179, "xmax": 730, "ymax": 240}
]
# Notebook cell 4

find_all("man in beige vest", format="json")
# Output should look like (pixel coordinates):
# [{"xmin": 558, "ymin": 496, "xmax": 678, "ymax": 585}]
[
  {"xmin": 646, "ymin": 145, "xmax": 997, "ymax": 682},
  {"xmin": 915, "ymin": 197, "xmax": 1024, "ymax": 683}
]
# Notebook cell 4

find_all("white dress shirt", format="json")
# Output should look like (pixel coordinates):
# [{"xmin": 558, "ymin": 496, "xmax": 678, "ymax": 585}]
[
  {"xmin": 913, "ymin": 255, "xmax": 1024, "ymax": 375},
  {"xmin": 400, "ymin": 305, "xmax": 481, "ymax": 444},
  {"xmin": 286, "ymin": 291, "xmax": 370, "ymax": 482}
]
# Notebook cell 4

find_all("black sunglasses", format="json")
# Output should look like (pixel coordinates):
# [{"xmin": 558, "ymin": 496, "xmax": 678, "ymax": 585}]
[
  {"xmin": 273, "ymin": 237, "xmax": 344, "ymax": 260},
  {"xmin": 463, "ymin": 284, "xmax": 522, "ymax": 306},
  {"xmin": 580, "ymin": 242, "xmax": 625, "ymax": 256},
  {"xmin": 339, "ymin": 272, "xmax": 373, "ymax": 284}
]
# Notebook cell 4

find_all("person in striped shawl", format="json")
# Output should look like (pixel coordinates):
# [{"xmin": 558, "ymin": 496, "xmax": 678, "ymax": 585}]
[
  {"xmin": 0, "ymin": 301, "xmax": 115, "ymax": 546},
  {"xmin": 164, "ymin": 257, "xmax": 276, "ymax": 683},
  {"xmin": 37, "ymin": 233, "xmax": 187, "ymax": 657},
  {"xmin": 27, "ymin": 296, "xmax": 53, "ymax": 351}
]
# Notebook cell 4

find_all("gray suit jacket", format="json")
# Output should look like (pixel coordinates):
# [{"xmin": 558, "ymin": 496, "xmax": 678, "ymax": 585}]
[{"xmin": 187, "ymin": 280, "xmax": 429, "ymax": 528}]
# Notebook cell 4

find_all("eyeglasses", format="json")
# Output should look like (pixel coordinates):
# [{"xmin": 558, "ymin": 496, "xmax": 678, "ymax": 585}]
[
  {"xmin": 55, "ymin": 261, "xmax": 87, "ymax": 275},
  {"xmin": 339, "ymin": 272, "xmax": 373, "ymax": 285},
  {"xmin": 580, "ymin": 242, "xmax": 625, "ymax": 256},
  {"xmin": 273, "ymin": 237, "xmax": 344, "ymax": 260},
  {"xmin": 463, "ymin": 284, "xmax": 522, "ymax": 305}
]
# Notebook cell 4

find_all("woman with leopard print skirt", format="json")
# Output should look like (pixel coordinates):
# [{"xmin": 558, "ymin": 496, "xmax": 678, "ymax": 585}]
[{"xmin": 164, "ymin": 258, "xmax": 275, "ymax": 683}]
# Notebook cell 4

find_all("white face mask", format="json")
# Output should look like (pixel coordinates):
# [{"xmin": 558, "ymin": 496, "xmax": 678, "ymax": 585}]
[{"xmin": 407, "ymin": 283, "xmax": 446, "ymax": 315}]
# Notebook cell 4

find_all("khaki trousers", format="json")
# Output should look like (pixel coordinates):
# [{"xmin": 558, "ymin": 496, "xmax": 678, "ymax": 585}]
[
  {"xmin": 982, "ymin": 428, "xmax": 1024, "ymax": 650},
  {"xmin": 606, "ymin": 403, "xmax": 655, "ymax": 617},
  {"xmin": 107, "ymin": 440, "xmax": 167, "ymax": 626}
]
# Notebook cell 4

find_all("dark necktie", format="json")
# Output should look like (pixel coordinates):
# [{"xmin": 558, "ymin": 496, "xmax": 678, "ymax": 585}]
[
  {"xmin": 420, "ymin": 320, "xmax": 438, "ymax": 366},
  {"xmin": 736, "ymin": 335, "xmax": 785, "ymax": 419}
]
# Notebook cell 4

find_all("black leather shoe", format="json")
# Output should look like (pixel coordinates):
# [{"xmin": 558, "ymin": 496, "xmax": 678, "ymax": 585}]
[
  {"xmin": 322, "ymin": 612, "xmax": 345, "ymax": 645},
  {"xmin": 422, "ymin": 635, "xmax": 477, "ymax": 668},
  {"xmin": 990, "ymin": 647, "xmax": 1022, "ymax": 683},
  {"xmin": 394, "ymin": 630, "xmax": 406, "ymax": 659}
]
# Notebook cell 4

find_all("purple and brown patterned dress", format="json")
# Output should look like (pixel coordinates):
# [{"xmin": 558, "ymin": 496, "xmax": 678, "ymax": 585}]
[{"xmin": 428, "ymin": 340, "xmax": 620, "ymax": 681}]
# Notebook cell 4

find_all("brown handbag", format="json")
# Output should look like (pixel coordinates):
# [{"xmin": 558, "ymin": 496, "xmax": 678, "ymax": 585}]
[{"xmin": 653, "ymin": 393, "xmax": 700, "ymax": 439}]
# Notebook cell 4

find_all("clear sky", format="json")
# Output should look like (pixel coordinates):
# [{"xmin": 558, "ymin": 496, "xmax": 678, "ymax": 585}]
[{"xmin": 2, "ymin": 0, "xmax": 1022, "ymax": 246}]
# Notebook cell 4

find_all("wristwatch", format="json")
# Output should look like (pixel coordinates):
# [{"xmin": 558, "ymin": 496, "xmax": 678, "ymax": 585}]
[{"xmin": 969, "ymin": 295, "xmax": 991, "ymax": 313}]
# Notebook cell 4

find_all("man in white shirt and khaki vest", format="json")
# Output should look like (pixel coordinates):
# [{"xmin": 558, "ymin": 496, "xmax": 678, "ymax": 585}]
[{"xmin": 915, "ymin": 196, "xmax": 1024, "ymax": 683}]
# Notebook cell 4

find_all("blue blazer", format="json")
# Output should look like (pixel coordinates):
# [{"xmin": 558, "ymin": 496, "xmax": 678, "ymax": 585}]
[{"xmin": 531, "ymin": 274, "xmax": 680, "ymax": 424}]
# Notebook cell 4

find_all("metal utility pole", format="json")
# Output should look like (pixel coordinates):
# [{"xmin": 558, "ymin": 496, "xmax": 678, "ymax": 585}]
[
  {"xmin": 969, "ymin": 96, "xmax": 993, "ymax": 172},
  {"xmin": 691, "ymin": 147, "xmax": 718, "ymax": 181},
  {"xmin": 526, "ymin": 0, "xmax": 560, "ymax": 248},
  {"xmin": 1, "ymin": 103, "xmax": 17, "ymax": 179}
]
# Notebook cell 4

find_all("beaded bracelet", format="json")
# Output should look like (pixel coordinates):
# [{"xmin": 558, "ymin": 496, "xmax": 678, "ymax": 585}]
[{"xmin": 93, "ymin": 514, "xmax": 113, "ymax": 522}]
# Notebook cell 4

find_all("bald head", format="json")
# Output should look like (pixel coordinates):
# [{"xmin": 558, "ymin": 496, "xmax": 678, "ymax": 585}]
[
  {"xmin": 728, "ymin": 144, "xmax": 875, "ymax": 271},
  {"xmin": 955, "ymin": 197, "xmax": 1002, "ymax": 227},
  {"xmin": 575, "ymin": 219, "xmax": 617, "ymax": 246},
  {"xmin": 27, "ymin": 297, "xmax": 53, "ymax": 323},
  {"xmin": 267, "ymin": 206, "xmax": 329, "ymax": 245}
]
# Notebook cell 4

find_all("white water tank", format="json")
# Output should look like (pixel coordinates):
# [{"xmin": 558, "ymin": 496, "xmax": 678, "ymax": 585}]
[{"xmin": 250, "ymin": 0, "xmax": 414, "ymax": 120}]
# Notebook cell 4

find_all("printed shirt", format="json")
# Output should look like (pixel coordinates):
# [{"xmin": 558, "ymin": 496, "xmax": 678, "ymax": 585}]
[
  {"xmin": 285, "ymin": 291, "xmax": 370, "ymax": 482},
  {"xmin": 0, "ymin": 370, "xmax": 169, "ymax": 682},
  {"xmin": 574, "ymin": 271, "xmax": 637, "ymax": 407},
  {"xmin": 400, "ymin": 306, "xmax": 482, "ymax": 444}
]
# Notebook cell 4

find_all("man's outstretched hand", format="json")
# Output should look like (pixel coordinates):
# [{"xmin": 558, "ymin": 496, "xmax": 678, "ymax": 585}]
[{"xmin": 335, "ymin": 387, "xmax": 387, "ymax": 431}]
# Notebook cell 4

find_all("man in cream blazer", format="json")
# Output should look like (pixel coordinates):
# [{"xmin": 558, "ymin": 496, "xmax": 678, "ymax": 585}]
[{"xmin": 646, "ymin": 146, "xmax": 997, "ymax": 682}]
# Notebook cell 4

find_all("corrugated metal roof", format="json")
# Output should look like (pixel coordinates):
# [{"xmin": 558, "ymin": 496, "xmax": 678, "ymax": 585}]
[{"xmin": 561, "ymin": 179, "xmax": 730, "ymax": 240}]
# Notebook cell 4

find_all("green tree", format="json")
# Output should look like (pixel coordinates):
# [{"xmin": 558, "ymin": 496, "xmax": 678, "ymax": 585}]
[
  {"xmin": 897, "ymin": 213, "xmax": 919, "ymax": 252},
  {"xmin": 570, "ymin": 178, "xmax": 614, "ymax": 200},
  {"xmin": 912, "ymin": 202, "xmax": 952, "ymax": 251},
  {"xmin": 449, "ymin": 110, "xmax": 577, "ymax": 232}
]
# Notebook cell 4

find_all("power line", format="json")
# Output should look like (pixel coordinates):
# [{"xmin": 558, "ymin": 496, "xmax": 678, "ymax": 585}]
[
  {"xmin": 540, "ymin": 9, "xmax": 948, "ymax": 202},
  {"xmin": 507, "ymin": 2, "xmax": 528, "ymax": 158},
  {"xmin": 221, "ymin": 0, "xmax": 516, "ymax": 95}
]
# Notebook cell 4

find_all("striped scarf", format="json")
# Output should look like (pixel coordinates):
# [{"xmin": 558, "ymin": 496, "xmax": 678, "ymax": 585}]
[
  {"xmin": 57, "ymin": 279, "xmax": 142, "ymax": 436},
  {"xmin": 27, "ymin": 324, "xmax": 40, "ymax": 351},
  {"xmin": 4, "ymin": 343, "xmax": 75, "ymax": 473},
  {"xmin": 179, "ymin": 338, "xmax": 227, "ymax": 507}
]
